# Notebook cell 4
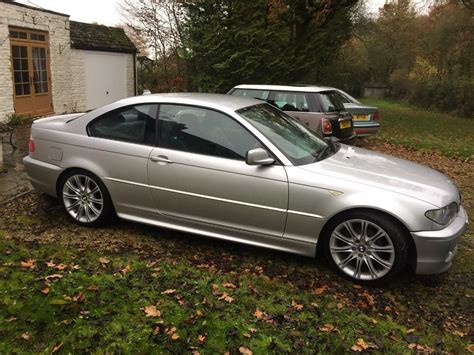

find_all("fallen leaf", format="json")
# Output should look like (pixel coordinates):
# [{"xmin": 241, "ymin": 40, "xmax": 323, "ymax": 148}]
[
  {"xmin": 46, "ymin": 260, "xmax": 56, "ymax": 268},
  {"xmin": 406, "ymin": 328, "xmax": 416, "ymax": 334},
  {"xmin": 72, "ymin": 293, "xmax": 85, "ymax": 302},
  {"xmin": 20, "ymin": 259, "xmax": 35, "ymax": 270},
  {"xmin": 239, "ymin": 347, "xmax": 252, "ymax": 355},
  {"xmin": 407, "ymin": 343, "xmax": 433, "ymax": 352},
  {"xmin": 357, "ymin": 338, "xmax": 369, "ymax": 350},
  {"xmin": 291, "ymin": 300, "xmax": 304, "ymax": 311},
  {"xmin": 198, "ymin": 334, "xmax": 206, "ymax": 343},
  {"xmin": 351, "ymin": 338, "xmax": 377, "ymax": 352},
  {"xmin": 87, "ymin": 285, "xmax": 99, "ymax": 292},
  {"xmin": 99, "ymin": 257, "xmax": 110, "ymax": 265},
  {"xmin": 41, "ymin": 287, "xmax": 50, "ymax": 295},
  {"xmin": 144, "ymin": 305, "xmax": 161, "ymax": 317},
  {"xmin": 319, "ymin": 323, "xmax": 337, "ymax": 333},
  {"xmin": 223, "ymin": 282, "xmax": 237, "ymax": 289},
  {"xmin": 362, "ymin": 291, "xmax": 375, "ymax": 306},
  {"xmin": 146, "ymin": 261, "xmax": 157, "ymax": 268},
  {"xmin": 161, "ymin": 289, "xmax": 176, "ymax": 295},
  {"xmin": 249, "ymin": 328, "xmax": 257, "ymax": 333},
  {"xmin": 465, "ymin": 344, "xmax": 474, "ymax": 352},
  {"xmin": 254, "ymin": 309, "xmax": 264, "ymax": 319},
  {"xmin": 166, "ymin": 327, "xmax": 180, "ymax": 340},
  {"xmin": 122, "ymin": 265, "xmax": 131, "ymax": 274},
  {"xmin": 6, "ymin": 317, "xmax": 17, "ymax": 323},
  {"xmin": 451, "ymin": 330, "xmax": 466, "ymax": 337},
  {"xmin": 313, "ymin": 286, "xmax": 327, "ymax": 295},
  {"xmin": 218, "ymin": 292, "xmax": 234, "ymax": 303},
  {"xmin": 45, "ymin": 274, "xmax": 63, "ymax": 281},
  {"xmin": 52, "ymin": 342, "xmax": 63, "ymax": 353},
  {"xmin": 20, "ymin": 332, "xmax": 31, "ymax": 340},
  {"xmin": 55, "ymin": 264, "xmax": 67, "ymax": 270},
  {"xmin": 151, "ymin": 324, "xmax": 163, "ymax": 335}
]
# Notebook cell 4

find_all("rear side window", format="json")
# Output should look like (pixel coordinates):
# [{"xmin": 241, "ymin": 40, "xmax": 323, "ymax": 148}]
[
  {"xmin": 315, "ymin": 91, "xmax": 345, "ymax": 112},
  {"xmin": 270, "ymin": 92, "xmax": 309, "ymax": 112},
  {"xmin": 230, "ymin": 89, "xmax": 269, "ymax": 101},
  {"xmin": 88, "ymin": 104, "xmax": 158, "ymax": 145},
  {"xmin": 334, "ymin": 91, "xmax": 352, "ymax": 104}
]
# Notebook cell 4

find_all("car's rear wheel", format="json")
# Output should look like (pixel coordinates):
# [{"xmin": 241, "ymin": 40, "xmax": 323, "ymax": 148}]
[
  {"xmin": 60, "ymin": 170, "xmax": 113, "ymax": 226},
  {"xmin": 323, "ymin": 211, "xmax": 408, "ymax": 284}
]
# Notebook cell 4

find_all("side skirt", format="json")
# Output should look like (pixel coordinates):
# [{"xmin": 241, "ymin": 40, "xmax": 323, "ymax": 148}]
[{"xmin": 117, "ymin": 212, "xmax": 317, "ymax": 258}]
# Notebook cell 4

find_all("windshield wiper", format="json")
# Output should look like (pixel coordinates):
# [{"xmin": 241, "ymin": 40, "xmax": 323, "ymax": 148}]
[
  {"xmin": 315, "ymin": 138, "xmax": 340, "ymax": 162},
  {"xmin": 315, "ymin": 145, "xmax": 331, "ymax": 161}
]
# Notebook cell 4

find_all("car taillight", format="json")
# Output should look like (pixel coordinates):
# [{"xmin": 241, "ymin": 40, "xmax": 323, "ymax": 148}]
[
  {"xmin": 373, "ymin": 111, "xmax": 380, "ymax": 121},
  {"xmin": 28, "ymin": 137, "xmax": 35, "ymax": 153},
  {"xmin": 321, "ymin": 118, "xmax": 332, "ymax": 135}
]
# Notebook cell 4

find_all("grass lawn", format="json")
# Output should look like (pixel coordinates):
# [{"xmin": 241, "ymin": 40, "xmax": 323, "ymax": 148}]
[
  {"xmin": 360, "ymin": 99, "xmax": 474, "ymax": 158},
  {"xmin": 0, "ymin": 101, "xmax": 473, "ymax": 353},
  {"xmin": 0, "ymin": 229, "xmax": 471, "ymax": 354}
]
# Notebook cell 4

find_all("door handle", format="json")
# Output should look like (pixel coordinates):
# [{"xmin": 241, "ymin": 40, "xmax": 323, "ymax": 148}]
[{"xmin": 150, "ymin": 155, "xmax": 173, "ymax": 164}]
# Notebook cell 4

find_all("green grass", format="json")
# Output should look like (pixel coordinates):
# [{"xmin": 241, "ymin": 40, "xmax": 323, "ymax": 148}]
[
  {"xmin": 0, "ymin": 239, "xmax": 468, "ymax": 354},
  {"xmin": 360, "ymin": 99, "xmax": 474, "ymax": 158}
]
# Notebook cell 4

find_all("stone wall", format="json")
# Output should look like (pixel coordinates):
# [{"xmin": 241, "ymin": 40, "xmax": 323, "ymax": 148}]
[
  {"xmin": 0, "ymin": 2, "xmax": 88, "ymax": 121},
  {"xmin": 0, "ymin": 3, "xmax": 137, "ymax": 122}
]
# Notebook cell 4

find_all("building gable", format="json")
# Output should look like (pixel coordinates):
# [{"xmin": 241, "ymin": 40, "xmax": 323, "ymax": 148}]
[{"xmin": 70, "ymin": 21, "xmax": 136, "ymax": 54}]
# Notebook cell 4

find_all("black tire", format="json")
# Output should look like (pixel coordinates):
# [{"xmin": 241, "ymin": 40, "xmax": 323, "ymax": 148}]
[
  {"xmin": 59, "ymin": 169, "xmax": 114, "ymax": 227},
  {"xmin": 321, "ymin": 210, "xmax": 409, "ymax": 285}
]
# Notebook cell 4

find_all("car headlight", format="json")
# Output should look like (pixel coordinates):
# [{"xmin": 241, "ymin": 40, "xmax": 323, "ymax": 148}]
[{"xmin": 425, "ymin": 202, "xmax": 458, "ymax": 226}]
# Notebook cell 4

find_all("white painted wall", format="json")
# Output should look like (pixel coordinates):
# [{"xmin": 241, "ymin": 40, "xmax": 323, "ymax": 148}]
[{"xmin": 84, "ymin": 50, "xmax": 131, "ymax": 110}]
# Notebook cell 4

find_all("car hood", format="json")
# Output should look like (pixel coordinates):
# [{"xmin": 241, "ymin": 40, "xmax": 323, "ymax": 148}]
[{"xmin": 299, "ymin": 145, "xmax": 459, "ymax": 208}]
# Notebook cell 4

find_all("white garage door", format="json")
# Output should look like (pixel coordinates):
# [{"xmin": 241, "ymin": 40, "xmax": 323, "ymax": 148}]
[{"xmin": 84, "ymin": 51, "xmax": 129, "ymax": 110}]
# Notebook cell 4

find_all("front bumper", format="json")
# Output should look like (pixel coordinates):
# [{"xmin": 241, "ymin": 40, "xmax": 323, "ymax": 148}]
[
  {"xmin": 411, "ymin": 206, "xmax": 468, "ymax": 274},
  {"xmin": 23, "ymin": 156, "xmax": 63, "ymax": 197}
]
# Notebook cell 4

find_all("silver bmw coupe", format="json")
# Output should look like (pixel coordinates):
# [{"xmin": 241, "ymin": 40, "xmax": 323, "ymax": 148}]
[{"xmin": 23, "ymin": 93, "xmax": 468, "ymax": 284}]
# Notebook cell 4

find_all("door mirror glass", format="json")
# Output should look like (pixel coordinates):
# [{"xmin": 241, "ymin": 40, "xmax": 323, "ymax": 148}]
[{"xmin": 246, "ymin": 148, "xmax": 275, "ymax": 166}]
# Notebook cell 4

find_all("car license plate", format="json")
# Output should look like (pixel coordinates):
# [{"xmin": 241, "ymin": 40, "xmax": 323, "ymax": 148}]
[
  {"xmin": 339, "ymin": 120, "xmax": 351, "ymax": 129},
  {"xmin": 353, "ymin": 114, "xmax": 369, "ymax": 121}
]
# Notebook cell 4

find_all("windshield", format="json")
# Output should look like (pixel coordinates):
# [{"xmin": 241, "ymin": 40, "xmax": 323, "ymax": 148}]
[
  {"xmin": 316, "ymin": 91, "xmax": 345, "ymax": 112},
  {"xmin": 237, "ymin": 104, "xmax": 329, "ymax": 165}
]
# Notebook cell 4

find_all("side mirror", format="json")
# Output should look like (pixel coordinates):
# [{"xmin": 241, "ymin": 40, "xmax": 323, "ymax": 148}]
[{"xmin": 246, "ymin": 148, "xmax": 275, "ymax": 166}]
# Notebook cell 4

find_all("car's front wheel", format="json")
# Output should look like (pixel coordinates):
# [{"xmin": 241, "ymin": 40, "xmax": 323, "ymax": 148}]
[
  {"xmin": 323, "ymin": 211, "xmax": 409, "ymax": 284},
  {"xmin": 60, "ymin": 170, "xmax": 113, "ymax": 226}
]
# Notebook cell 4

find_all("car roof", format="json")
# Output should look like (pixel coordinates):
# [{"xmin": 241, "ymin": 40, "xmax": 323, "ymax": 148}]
[
  {"xmin": 232, "ymin": 84, "xmax": 335, "ymax": 93},
  {"xmin": 116, "ymin": 93, "xmax": 262, "ymax": 112}
]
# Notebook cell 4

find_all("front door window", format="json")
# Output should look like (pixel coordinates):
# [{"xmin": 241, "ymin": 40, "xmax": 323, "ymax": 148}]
[
  {"xmin": 32, "ymin": 47, "xmax": 48, "ymax": 94},
  {"xmin": 11, "ymin": 45, "xmax": 30, "ymax": 96}
]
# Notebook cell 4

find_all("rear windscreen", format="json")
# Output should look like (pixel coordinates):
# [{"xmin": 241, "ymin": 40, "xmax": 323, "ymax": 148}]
[{"xmin": 316, "ymin": 91, "xmax": 345, "ymax": 112}]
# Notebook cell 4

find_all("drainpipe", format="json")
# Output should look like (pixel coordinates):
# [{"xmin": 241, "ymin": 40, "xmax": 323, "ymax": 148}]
[{"xmin": 133, "ymin": 51, "xmax": 137, "ymax": 96}]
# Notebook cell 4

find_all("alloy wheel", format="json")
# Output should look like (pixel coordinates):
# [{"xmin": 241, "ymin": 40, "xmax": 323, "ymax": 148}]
[
  {"xmin": 329, "ymin": 219, "xmax": 395, "ymax": 281},
  {"xmin": 62, "ymin": 174, "xmax": 103, "ymax": 223}
]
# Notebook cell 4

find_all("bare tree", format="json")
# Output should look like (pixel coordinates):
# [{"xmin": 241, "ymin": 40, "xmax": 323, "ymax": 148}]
[{"xmin": 119, "ymin": 0, "xmax": 186, "ymax": 89}]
